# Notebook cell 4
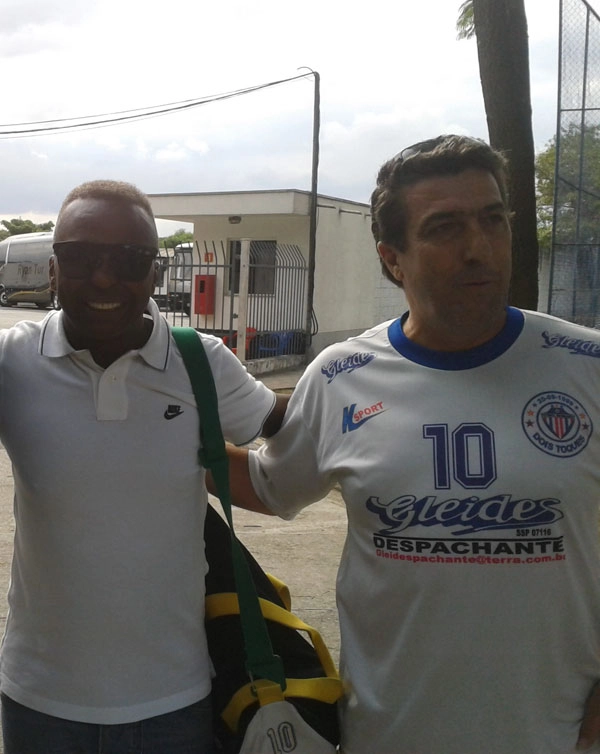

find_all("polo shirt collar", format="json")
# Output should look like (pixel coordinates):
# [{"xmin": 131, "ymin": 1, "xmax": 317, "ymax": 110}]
[{"xmin": 38, "ymin": 297, "xmax": 171, "ymax": 371}]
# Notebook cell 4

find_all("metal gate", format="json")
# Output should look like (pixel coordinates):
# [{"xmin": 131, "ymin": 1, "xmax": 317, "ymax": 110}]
[{"xmin": 154, "ymin": 240, "xmax": 308, "ymax": 360}]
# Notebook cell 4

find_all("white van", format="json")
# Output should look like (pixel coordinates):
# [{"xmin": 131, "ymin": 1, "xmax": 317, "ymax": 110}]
[
  {"xmin": 0, "ymin": 232, "xmax": 57, "ymax": 309},
  {"xmin": 168, "ymin": 242, "xmax": 193, "ymax": 314}
]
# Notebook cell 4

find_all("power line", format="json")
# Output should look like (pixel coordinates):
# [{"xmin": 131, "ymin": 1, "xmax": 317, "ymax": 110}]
[{"xmin": 0, "ymin": 73, "xmax": 309, "ymax": 139}]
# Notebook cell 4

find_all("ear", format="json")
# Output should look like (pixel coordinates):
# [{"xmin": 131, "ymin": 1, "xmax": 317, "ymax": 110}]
[
  {"xmin": 152, "ymin": 261, "xmax": 160, "ymax": 288},
  {"xmin": 377, "ymin": 242, "xmax": 404, "ymax": 285},
  {"xmin": 49, "ymin": 255, "xmax": 57, "ymax": 292}
]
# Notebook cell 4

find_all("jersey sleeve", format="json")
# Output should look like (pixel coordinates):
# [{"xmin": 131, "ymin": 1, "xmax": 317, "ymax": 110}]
[
  {"xmin": 200, "ymin": 333, "xmax": 276, "ymax": 446},
  {"xmin": 248, "ymin": 368, "xmax": 336, "ymax": 519}
]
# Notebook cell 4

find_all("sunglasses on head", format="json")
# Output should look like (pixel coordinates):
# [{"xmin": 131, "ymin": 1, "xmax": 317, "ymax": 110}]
[
  {"xmin": 393, "ymin": 135, "xmax": 484, "ymax": 165},
  {"xmin": 53, "ymin": 242, "xmax": 158, "ymax": 282}
]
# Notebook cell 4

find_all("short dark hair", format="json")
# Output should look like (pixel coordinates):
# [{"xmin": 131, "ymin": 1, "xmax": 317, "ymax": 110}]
[
  {"xmin": 57, "ymin": 179, "xmax": 157, "ymax": 244},
  {"xmin": 370, "ymin": 135, "xmax": 510, "ymax": 285}
]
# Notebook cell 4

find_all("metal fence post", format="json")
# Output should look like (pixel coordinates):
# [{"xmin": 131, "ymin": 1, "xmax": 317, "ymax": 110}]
[{"xmin": 236, "ymin": 238, "xmax": 251, "ymax": 361}]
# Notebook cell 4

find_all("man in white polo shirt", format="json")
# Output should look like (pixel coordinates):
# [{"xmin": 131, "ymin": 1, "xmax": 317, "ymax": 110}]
[{"xmin": 0, "ymin": 179, "xmax": 287, "ymax": 753}]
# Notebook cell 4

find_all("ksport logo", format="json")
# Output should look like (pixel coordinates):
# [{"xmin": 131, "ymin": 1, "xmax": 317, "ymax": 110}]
[{"xmin": 342, "ymin": 401, "xmax": 385, "ymax": 433}]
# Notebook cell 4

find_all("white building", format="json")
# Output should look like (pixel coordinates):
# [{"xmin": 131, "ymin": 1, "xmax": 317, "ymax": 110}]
[{"xmin": 149, "ymin": 188, "xmax": 405, "ymax": 361}]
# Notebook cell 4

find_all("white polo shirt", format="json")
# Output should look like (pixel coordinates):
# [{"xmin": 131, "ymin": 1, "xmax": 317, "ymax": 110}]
[{"xmin": 0, "ymin": 299, "xmax": 275, "ymax": 724}]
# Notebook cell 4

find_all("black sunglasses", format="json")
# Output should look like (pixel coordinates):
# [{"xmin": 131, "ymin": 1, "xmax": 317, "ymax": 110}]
[{"xmin": 53, "ymin": 242, "xmax": 158, "ymax": 282}]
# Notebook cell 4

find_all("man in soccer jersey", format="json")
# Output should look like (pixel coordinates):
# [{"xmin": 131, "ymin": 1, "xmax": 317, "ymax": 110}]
[{"xmin": 226, "ymin": 135, "xmax": 600, "ymax": 753}]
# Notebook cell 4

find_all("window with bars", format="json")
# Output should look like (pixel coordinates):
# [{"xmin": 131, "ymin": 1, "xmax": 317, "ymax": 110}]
[{"xmin": 228, "ymin": 240, "xmax": 276, "ymax": 294}]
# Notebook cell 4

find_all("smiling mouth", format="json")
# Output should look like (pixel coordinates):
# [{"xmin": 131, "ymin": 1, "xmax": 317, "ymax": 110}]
[
  {"xmin": 87, "ymin": 302, "xmax": 121, "ymax": 311},
  {"xmin": 462, "ymin": 277, "xmax": 497, "ymax": 286}
]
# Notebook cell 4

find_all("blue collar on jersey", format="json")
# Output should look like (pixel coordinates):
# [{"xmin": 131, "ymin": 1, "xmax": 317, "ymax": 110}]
[{"xmin": 388, "ymin": 306, "xmax": 525, "ymax": 370}]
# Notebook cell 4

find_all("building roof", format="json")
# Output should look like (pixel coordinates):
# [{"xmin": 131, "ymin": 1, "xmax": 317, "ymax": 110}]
[{"xmin": 148, "ymin": 188, "xmax": 369, "ymax": 223}]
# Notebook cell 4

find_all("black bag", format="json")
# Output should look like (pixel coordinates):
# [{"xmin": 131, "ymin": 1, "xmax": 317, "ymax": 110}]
[
  {"xmin": 172, "ymin": 327, "xmax": 342, "ymax": 754},
  {"xmin": 204, "ymin": 505, "xmax": 342, "ymax": 752}
]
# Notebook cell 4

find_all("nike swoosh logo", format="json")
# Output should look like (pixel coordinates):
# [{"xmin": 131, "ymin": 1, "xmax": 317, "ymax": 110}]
[{"xmin": 164, "ymin": 406, "xmax": 184, "ymax": 420}]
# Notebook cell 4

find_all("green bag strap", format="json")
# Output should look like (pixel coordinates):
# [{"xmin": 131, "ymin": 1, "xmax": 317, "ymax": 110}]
[{"xmin": 171, "ymin": 327, "xmax": 286, "ymax": 689}]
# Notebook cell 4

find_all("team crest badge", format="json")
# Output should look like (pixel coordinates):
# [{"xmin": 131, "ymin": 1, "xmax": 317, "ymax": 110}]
[{"xmin": 522, "ymin": 391, "xmax": 592, "ymax": 457}]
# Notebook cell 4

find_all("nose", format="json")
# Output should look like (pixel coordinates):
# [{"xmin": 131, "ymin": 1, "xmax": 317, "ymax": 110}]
[
  {"xmin": 89, "ymin": 251, "xmax": 119, "ymax": 287},
  {"xmin": 464, "ymin": 218, "xmax": 493, "ymax": 262}
]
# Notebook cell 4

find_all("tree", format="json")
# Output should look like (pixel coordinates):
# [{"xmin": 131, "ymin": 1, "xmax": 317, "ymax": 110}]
[
  {"xmin": 456, "ymin": 0, "xmax": 474, "ymax": 39},
  {"xmin": 159, "ymin": 229, "xmax": 193, "ymax": 249},
  {"xmin": 536, "ymin": 124, "xmax": 600, "ymax": 248},
  {"xmin": 457, "ymin": 0, "xmax": 539, "ymax": 310},
  {"xmin": 534, "ymin": 139, "xmax": 556, "ymax": 256},
  {"xmin": 0, "ymin": 218, "xmax": 55, "ymax": 239},
  {"xmin": 536, "ymin": 123, "xmax": 600, "ymax": 325}
]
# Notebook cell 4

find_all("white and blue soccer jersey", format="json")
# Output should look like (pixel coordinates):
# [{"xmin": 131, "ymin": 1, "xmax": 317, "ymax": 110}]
[{"xmin": 249, "ymin": 307, "xmax": 600, "ymax": 754}]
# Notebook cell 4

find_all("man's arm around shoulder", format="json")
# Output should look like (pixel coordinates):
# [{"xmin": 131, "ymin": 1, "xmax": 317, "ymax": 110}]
[
  {"xmin": 262, "ymin": 393, "xmax": 289, "ymax": 438},
  {"xmin": 206, "ymin": 444, "xmax": 274, "ymax": 515},
  {"xmin": 225, "ymin": 444, "xmax": 274, "ymax": 515},
  {"xmin": 205, "ymin": 393, "xmax": 289, "ymax": 515}
]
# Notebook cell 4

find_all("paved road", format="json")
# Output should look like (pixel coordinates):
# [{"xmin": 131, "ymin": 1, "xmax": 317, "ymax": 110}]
[
  {"xmin": 0, "ymin": 303, "xmax": 49, "ymax": 328},
  {"xmin": 0, "ymin": 305, "xmax": 346, "ymax": 750}
]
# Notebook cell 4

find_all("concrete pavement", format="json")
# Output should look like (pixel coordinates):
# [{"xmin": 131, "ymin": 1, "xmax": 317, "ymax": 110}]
[{"xmin": 259, "ymin": 366, "xmax": 305, "ymax": 393}]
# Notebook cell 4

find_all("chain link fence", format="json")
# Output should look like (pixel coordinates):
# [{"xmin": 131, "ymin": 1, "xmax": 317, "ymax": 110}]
[{"xmin": 549, "ymin": 0, "xmax": 600, "ymax": 326}]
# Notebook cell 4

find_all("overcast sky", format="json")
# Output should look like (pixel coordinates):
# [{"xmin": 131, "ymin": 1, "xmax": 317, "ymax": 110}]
[{"xmin": 0, "ymin": 0, "xmax": 582, "ymax": 234}]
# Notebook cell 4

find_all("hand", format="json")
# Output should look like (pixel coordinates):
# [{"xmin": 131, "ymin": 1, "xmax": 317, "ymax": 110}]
[{"xmin": 578, "ymin": 682, "xmax": 600, "ymax": 750}]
